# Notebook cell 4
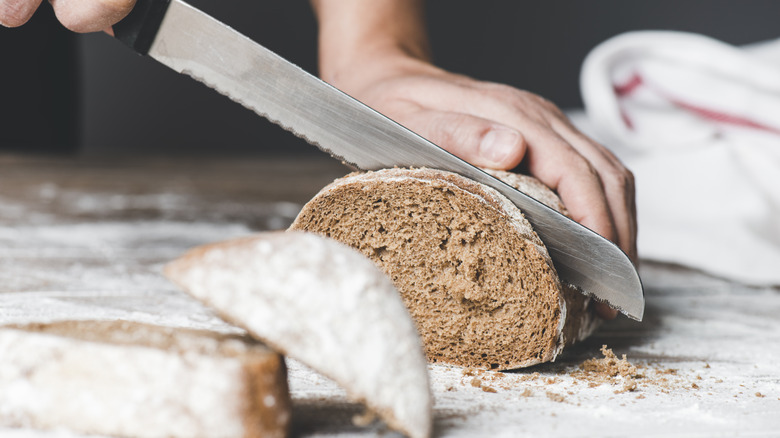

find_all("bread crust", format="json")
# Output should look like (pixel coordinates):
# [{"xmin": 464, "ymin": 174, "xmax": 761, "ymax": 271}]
[
  {"xmin": 0, "ymin": 320, "xmax": 290, "ymax": 438},
  {"xmin": 164, "ymin": 231, "xmax": 433, "ymax": 438},
  {"xmin": 291, "ymin": 168, "xmax": 598, "ymax": 370}
]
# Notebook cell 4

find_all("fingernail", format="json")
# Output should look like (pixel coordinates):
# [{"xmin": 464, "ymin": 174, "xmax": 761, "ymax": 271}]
[{"xmin": 479, "ymin": 128, "xmax": 520, "ymax": 165}]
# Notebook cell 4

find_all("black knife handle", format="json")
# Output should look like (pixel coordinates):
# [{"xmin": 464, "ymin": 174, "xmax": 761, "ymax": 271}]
[{"xmin": 114, "ymin": 0, "xmax": 172, "ymax": 55}]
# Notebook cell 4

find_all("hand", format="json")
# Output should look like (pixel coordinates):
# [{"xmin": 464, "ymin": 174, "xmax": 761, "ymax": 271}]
[
  {"xmin": 337, "ymin": 55, "xmax": 635, "ymax": 319},
  {"xmin": 0, "ymin": 0, "xmax": 135, "ymax": 32},
  {"xmin": 312, "ymin": 0, "xmax": 636, "ymax": 319}
]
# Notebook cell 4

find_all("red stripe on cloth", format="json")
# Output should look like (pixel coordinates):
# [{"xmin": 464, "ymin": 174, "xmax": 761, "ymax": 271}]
[
  {"xmin": 666, "ymin": 97, "xmax": 780, "ymax": 136},
  {"xmin": 612, "ymin": 72, "xmax": 780, "ymax": 136},
  {"xmin": 614, "ymin": 73, "xmax": 643, "ymax": 96}
]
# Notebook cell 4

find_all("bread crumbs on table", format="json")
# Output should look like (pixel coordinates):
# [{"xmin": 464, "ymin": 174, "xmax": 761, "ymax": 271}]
[{"xmin": 546, "ymin": 391, "xmax": 565, "ymax": 403}]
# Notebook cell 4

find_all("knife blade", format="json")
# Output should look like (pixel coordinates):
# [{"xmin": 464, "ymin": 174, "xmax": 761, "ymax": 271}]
[{"xmin": 114, "ymin": 0, "xmax": 644, "ymax": 320}]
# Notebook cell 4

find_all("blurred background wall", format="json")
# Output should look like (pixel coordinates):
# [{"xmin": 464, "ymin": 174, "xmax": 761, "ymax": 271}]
[{"xmin": 3, "ymin": 0, "xmax": 780, "ymax": 156}]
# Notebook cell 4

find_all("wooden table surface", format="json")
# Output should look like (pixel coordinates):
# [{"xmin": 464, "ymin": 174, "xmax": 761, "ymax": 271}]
[{"xmin": 1, "ymin": 154, "xmax": 778, "ymax": 438}]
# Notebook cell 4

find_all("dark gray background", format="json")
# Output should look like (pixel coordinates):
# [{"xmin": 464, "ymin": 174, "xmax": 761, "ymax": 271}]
[{"xmin": 3, "ymin": 1, "xmax": 780, "ymax": 156}]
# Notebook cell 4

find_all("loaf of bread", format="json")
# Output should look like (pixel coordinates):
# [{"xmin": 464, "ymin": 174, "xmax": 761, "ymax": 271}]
[
  {"xmin": 0, "ymin": 320, "xmax": 290, "ymax": 438},
  {"xmin": 290, "ymin": 168, "xmax": 599, "ymax": 370},
  {"xmin": 165, "ymin": 231, "xmax": 432, "ymax": 438}
]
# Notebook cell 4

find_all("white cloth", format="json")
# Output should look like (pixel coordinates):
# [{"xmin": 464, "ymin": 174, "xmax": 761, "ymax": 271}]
[{"xmin": 579, "ymin": 31, "xmax": 780, "ymax": 285}]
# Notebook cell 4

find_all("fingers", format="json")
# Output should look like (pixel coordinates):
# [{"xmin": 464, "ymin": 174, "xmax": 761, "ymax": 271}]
[
  {"xmin": 0, "ymin": 0, "xmax": 43, "ymax": 27},
  {"xmin": 397, "ymin": 108, "xmax": 527, "ymax": 170},
  {"xmin": 411, "ymin": 82, "xmax": 637, "ymax": 260},
  {"xmin": 554, "ymin": 126, "xmax": 638, "ymax": 262},
  {"xmin": 49, "ymin": 0, "xmax": 135, "ymax": 32},
  {"xmin": 0, "ymin": 0, "xmax": 134, "ymax": 31}
]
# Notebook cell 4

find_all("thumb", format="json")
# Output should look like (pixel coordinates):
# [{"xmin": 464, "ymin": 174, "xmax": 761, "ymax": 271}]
[
  {"xmin": 401, "ymin": 110, "xmax": 527, "ymax": 170},
  {"xmin": 50, "ymin": 0, "xmax": 135, "ymax": 33}
]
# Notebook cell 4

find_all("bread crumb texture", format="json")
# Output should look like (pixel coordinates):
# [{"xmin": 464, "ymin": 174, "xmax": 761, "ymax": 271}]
[
  {"xmin": 291, "ymin": 168, "xmax": 597, "ymax": 370},
  {"xmin": 454, "ymin": 345, "xmax": 710, "ymax": 399}
]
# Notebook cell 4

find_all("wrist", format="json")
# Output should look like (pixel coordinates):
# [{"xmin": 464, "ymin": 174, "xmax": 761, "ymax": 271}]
[
  {"xmin": 311, "ymin": 0, "xmax": 432, "ymax": 91},
  {"xmin": 321, "ymin": 45, "xmax": 433, "ymax": 94}
]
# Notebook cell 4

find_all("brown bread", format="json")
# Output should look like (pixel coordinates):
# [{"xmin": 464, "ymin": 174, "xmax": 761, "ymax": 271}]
[{"xmin": 291, "ymin": 168, "xmax": 599, "ymax": 370}]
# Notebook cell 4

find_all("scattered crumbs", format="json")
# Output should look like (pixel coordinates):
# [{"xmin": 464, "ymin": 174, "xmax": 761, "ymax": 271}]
[
  {"xmin": 704, "ymin": 363, "xmax": 711, "ymax": 369},
  {"xmin": 715, "ymin": 379, "xmax": 724, "ymax": 383},
  {"xmin": 461, "ymin": 370, "xmax": 502, "ymax": 393},
  {"xmin": 571, "ymin": 345, "xmax": 642, "ymax": 393},
  {"xmin": 546, "ymin": 391, "xmax": 566, "ymax": 403},
  {"xmin": 756, "ymin": 392, "xmax": 765, "ymax": 398},
  {"xmin": 696, "ymin": 375, "xmax": 702, "ymax": 380},
  {"xmin": 460, "ymin": 367, "xmax": 509, "ymax": 390},
  {"xmin": 446, "ymin": 386, "xmax": 456, "ymax": 392},
  {"xmin": 521, "ymin": 372, "xmax": 541, "ymax": 382},
  {"xmin": 622, "ymin": 378, "xmax": 638, "ymax": 393},
  {"xmin": 351, "ymin": 409, "xmax": 377, "ymax": 427},
  {"xmin": 520, "ymin": 388, "xmax": 533, "ymax": 397},
  {"xmin": 462, "ymin": 368, "xmax": 478, "ymax": 377},
  {"xmin": 636, "ymin": 394, "xmax": 646, "ymax": 400},
  {"xmin": 691, "ymin": 383, "xmax": 699, "ymax": 389}
]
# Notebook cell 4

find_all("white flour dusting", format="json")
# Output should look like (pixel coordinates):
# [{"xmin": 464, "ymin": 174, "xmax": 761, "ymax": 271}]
[{"xmin": 1, "ymin": 175, "xmax": 779, "ymax": 437}]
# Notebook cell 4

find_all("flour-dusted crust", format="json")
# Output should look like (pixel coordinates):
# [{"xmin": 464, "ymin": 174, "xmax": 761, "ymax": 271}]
[
  {"xmin": 291, "ymin": 168, "xmax": 599, "ymax": 370},
  {"xmin": 0, "ymin": 320, "xmax": 290, "ymax": 438},
  {"xmin": 481, "ymin": 168, "xmax": 569, "ymax": 215},
  {"xmin": 164, "ymin": 231, "xmax": 432, "ymax": 438}
]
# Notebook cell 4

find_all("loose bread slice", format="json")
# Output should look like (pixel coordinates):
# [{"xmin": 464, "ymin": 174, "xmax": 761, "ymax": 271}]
[
  {"xmin": 0, "ymin": 320, "xmax": 290, "ymax": 438},
  {"xmin": 290, "ymin": 168, "xmax": 599, "ymax": 370},
  {"xmin": 164, "ymin": 231, "xmax": 432, "ymax": 438}
]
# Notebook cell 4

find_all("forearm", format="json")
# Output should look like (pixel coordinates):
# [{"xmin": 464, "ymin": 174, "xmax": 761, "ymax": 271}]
[{"xmin": 310, "ymin": 0, "xmax": 431, "ymax": 86}]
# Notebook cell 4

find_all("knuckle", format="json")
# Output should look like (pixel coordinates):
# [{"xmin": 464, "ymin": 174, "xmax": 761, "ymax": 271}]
[
  {"xmin": 571, "ymin": 155, "xmax": 601, "ymax": 180},
  {"xmin": 602, "ymin": 166, "xmax": 635, "ymax": 191},
  {"xmin": 423, "ymin": 112, "xmax": 461, "ymax": 148}
]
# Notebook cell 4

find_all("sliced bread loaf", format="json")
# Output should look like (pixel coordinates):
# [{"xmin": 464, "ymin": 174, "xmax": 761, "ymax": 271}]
[
  {"xmin": 0, "ymin": 320, "xmax": 290, "ymax": 438},
  {"xmin": 164, "ymin": 231, "xmax": 432, "ymax": 438},
  {"xmin": 290, "ymin": 168, "xmax": 599, "ymax": 370}
]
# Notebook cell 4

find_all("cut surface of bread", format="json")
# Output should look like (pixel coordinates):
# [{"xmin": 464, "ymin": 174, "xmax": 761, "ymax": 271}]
[
  {"xmin": 165, "ymin": 231, "xmax": 432, "ymax": 438},
  {"xmin": 0, "ymin": 320, "xmax": 290, "ymax": 438},
  {"xmin": 290, "ymin": 168, "xmax": 598, "ymax": 370}
]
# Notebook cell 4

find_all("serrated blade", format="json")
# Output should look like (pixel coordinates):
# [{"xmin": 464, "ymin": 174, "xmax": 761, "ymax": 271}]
[{"xmin": 145, "ymin": 0, "xmax": 644, "ymax": 320}]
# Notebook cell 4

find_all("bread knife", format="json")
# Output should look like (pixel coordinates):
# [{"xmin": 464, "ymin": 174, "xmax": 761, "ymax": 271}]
[{"xmin": 113, "ymin": 0, "xmax": 644, "ymax": 320}]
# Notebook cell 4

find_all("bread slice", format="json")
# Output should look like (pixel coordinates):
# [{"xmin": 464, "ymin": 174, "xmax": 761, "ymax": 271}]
[
  {"xmin": 0, "ymin": 320, "xmax": 290, "ymax": 438},
  {"xmin": 164, "ymin": 231, "xmax": 432, "ymax": 438},
  {"xmin": 290, "ymin": 168, "xmax": 599, "ymax": 370}
]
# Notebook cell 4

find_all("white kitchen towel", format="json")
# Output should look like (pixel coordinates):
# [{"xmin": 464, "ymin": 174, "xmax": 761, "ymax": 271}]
[{"xmin": 579, "ymin": 31, "xmax": 780, "ymax": 285}]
